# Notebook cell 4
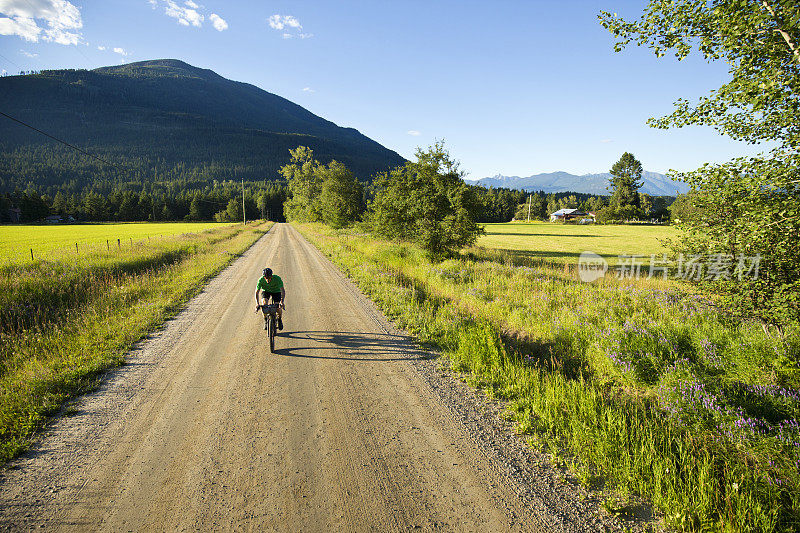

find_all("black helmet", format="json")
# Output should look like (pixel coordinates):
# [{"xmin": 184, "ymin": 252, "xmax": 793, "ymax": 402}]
[{"xmin": 262, "ymin": 267, "xmax": 272, "ymax": 277}]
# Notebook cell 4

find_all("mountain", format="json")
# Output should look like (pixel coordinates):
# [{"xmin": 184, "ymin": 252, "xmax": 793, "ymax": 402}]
[
  {"xmin": 468, "ymin": 171, "xmax": 689, "ymax": 196},
  {"xmin": 0, "ymin": 59, "xmax": 405, "ymax": 191}
]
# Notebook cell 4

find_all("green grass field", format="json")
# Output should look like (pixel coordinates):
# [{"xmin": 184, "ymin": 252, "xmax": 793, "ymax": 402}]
[
  {"xmin": 477, "ymin": 221, "xmax": 677, "ymax": 265},
  {"xmin": 0, "ymin": 221, "xmax": 270, "ymax": 463},
  {"xmin": 0, "ymin": 222, "xmax": 237, "ymax": 262},
  {"xmin": 298, "ymin": 222, "xmax": 800, "ymax": 532}
]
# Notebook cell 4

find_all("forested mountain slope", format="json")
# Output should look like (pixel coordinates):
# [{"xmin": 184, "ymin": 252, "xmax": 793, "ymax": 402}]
[{"xmin": 0, "ymin": 59, "xmax": 405, "ymax": 194}]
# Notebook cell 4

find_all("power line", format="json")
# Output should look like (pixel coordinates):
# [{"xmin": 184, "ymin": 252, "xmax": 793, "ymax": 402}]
[
  {"xmin": 0, "ymin": 110, "xmax": 127, "ymax": 174},
  {"xmin": 0, "ymin": 52, "xmax": 23, "ymax": 72}
]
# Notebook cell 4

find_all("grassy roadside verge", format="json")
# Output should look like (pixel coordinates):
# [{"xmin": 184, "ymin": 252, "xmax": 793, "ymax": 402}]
[
  {"xmin": 295, "ymin": 222, "xmax": 800, "ymax": 533},
  {"xmin": 0, "ymin": 222, "xmax": 272, "ymax": 462}
]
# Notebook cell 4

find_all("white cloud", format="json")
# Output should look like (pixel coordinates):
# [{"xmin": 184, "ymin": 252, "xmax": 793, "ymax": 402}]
[
  {"xmin": 151, "ymin": 0, "xmax": 227, "ymax": 32},
  {"xmin": 600, "ymin": 139, "xmax": 613, "ymax": 143},
  {"xmin": 97, "ymin": 45, "xmax": 130, "ymax": 57},
  {"xmin": 209, "ymin": 13, "xmax": 227, "ymax": 31},
  {"xmin": 268, "ymin": 14, "xmax": 310, "ymax": 39},
  {"xmin": 0, "ymin": 0, "xmax": 83, "ymax": 45},
  {"xmin": 0, "ymin": 16, "xmax": 40, "ymax": 41},
  {"xmin": 164, "ymin": 0, "xmax": 203, "ymax": 27},
  {"xmin": 407, "ymin": 130, "xmax": 421, "ymax": 136},
  {"xmin": 20, "ymin": 49, "xmax": 38, "ymax": 57},
  {"xmin": 302, "ymin": 87, "xmax": 314, "ymax": 93},
  {"xmin": 268, "ymin": 14, "xmax": 301, "ymax": 30}
]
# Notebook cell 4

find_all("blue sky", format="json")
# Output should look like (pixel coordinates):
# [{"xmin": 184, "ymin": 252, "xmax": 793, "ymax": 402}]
[{"xmin": 0, "ymin": 0, "xmax": 770, "ymax": 179}]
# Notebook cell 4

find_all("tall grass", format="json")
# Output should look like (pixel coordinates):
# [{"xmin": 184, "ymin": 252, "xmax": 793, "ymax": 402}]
[
  {"xmin": 296, "ymin": 222, "xmax": 800, "ymax": 532},
  {"xmin": 0, "ymin": 222, "xmax": 271, "ymax": 462}
]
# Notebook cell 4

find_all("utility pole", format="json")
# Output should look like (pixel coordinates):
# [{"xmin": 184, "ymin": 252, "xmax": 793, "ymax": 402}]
[
  {"xmin": 527, "ymin": 194, "xmax": 532, "ymax": 222},
  {"xmin": 241, "ymin": 178, "xmax": 246, "ymax": 225}
]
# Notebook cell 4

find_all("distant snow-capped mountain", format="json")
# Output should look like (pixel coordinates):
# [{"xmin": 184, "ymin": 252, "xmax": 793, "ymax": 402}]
[{"xmin": 467, "ymin": 171, "xmax": 688, "ymax": 196}]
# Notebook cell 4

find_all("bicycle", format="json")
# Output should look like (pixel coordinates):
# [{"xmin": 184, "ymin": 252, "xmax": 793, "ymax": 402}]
[{"xmin": 257, "ymin": 303, "xmax": 281, "ymax": 353}]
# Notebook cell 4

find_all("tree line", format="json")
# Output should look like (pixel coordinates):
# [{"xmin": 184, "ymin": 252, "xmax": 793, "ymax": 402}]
[
  {"xmin": 280, "ymin": 142, "xmax": 678, "ymax": 258},
  {"xmin": 3, "ymin": 140, "xmax": 685, "ymax": 233},
  {"xmin": 0, "ymin": 161, "xmax": 537, "ymax": 228},
  {"xmin": 1, "ymin": 182, "xmax": 288, "ymax": 223}
]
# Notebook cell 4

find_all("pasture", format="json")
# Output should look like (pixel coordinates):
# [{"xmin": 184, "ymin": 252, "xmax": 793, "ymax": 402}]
[
  {"xmin": 477, "ymin": 221, "xmax": 677, "ymax": 265},
  {"xmin": 0, "ymin": 222, "xmax": 236, "ymax": 263}
]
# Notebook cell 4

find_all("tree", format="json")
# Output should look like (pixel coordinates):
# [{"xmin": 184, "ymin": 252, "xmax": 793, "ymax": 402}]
[
  {"xmin": 546, "ymin": 194, "xmax": 558, "ymax": 217},
  {"xmin": 257, "ymin": 193, "xmax": 268, "ymax": 220},
  {"xmin": 558, "ymin": 194, "xmax": 579, "ymax": 210},
  {"xmin": 139, "ymin": 193, "xmax": 153, "ymax": 221},
  {"xmin": 669, "ymin": 192, "xmax": 700, "ymax": 223},
  {"xmin": 189, "ymin": 195, "xmax": 204, "ymax": 220},
  {"xmin": 280, "ymin": 146, "xmax": 363, "ymax": 227},
  {"xmin": 594, "ymin": 207, "xmax": 618, "ymax": 225},
  {"xmin": 226, "ymin": 198, "xmax": 242, "ymax": 222},
  {"xmin": 530, "ymin": 194, "xmax": 547, "ymax": 220},
  {"xmin": 117, "ymin": 191, "xmax": 141, "ymax": 221},
  {"xmin": 318, "ymin": 161, "xmax": 363, "ymax": 228},
  {"xmin": 601, "ymin": 1, "xmax": 800, "ymax": 326},
  {"xmin": 18, "ymin": 191, "xmax": 50, "ymax": 222},
  {"xmin": 638, "ymin": 192, "xmax": 653, "ymax": 219},
  {"xmin": 215, "ymin": 198, "xmax": 242, "ymax": 222},
  {"xmin": 514, "ymin": 194, "xmax": 546, "ymax": 221},
  {"xmin": 583, "ymin": 196, "xmax": 607, "ymax": 213},
  {"xmin": 0, "ymin": 193, "xmax": 12, "ymax": 222},
  {"xmin": 83, "ymin": 192, "xmax": 110, "ymax": 221},
  {"xmin": 367, "ymin": 141, "xmax": 482, "ymax": 258},
  {"xmin": 608, "ymin": 152, "xmax": 643, "ymax": 210},
  {"xmin": 651, "ymin": 196, "xmax": 670, "ymax": 221},
  {"xmin": 281, "ymin": 146, "xmax": 323, "ymax": 223},
  {"xmin": 52, "ymin": 191, "xmax": 68, "ymax": 215}
]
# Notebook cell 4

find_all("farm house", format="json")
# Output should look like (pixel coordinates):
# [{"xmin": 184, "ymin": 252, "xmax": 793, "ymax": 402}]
[{"xmin": 549, "ymin": 208, "xmax": 589, "ymax": 222}]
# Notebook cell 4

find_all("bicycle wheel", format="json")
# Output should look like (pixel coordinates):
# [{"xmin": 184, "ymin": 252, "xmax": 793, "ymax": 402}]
[{"xmin": 269, "ymin": 314, "xmax": 276, "ymax": 353}]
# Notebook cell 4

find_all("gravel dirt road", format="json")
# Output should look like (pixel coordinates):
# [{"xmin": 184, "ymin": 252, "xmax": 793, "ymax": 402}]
[{"xmin": 0, "ymin": 224, "xmax": 624, "ymax": 532}]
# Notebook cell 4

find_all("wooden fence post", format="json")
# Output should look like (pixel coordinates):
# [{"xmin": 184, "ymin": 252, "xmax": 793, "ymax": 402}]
[
  {"xmin": 30, "ymin": 248, "xmax": 34, "ymax": 261},
  {"xmin": 117, "ymin": 238, "xmax": 120, "ymax": 249},
  {"xmin": 107, "ymin": 239, "xmax": 110, "ymax": 251},
  {"xmin": 75, "ymin": 242, "xmax": 78, "ymax": 254}
]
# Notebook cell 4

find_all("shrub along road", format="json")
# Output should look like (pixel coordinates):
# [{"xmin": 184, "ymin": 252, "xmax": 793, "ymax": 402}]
[{"xmin": 0, "ymin": 223, "xmax": 611, "ymax": 532}]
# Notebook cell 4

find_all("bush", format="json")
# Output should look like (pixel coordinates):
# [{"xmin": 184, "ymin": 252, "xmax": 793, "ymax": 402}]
[{"xmin": 367, "ymin": 142, "xmax": 482, "ymax": 259}]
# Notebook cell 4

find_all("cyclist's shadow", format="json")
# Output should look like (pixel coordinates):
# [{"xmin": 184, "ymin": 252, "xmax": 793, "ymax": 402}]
[{"xmin": 272, "ymin": 330, "xmax": 432, "ymax": 362}]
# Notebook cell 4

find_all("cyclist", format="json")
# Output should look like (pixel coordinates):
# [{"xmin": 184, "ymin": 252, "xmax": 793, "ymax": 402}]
[{"xmin": 255, "ymin": 267, "xmax": 285, "ymax": 330}]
